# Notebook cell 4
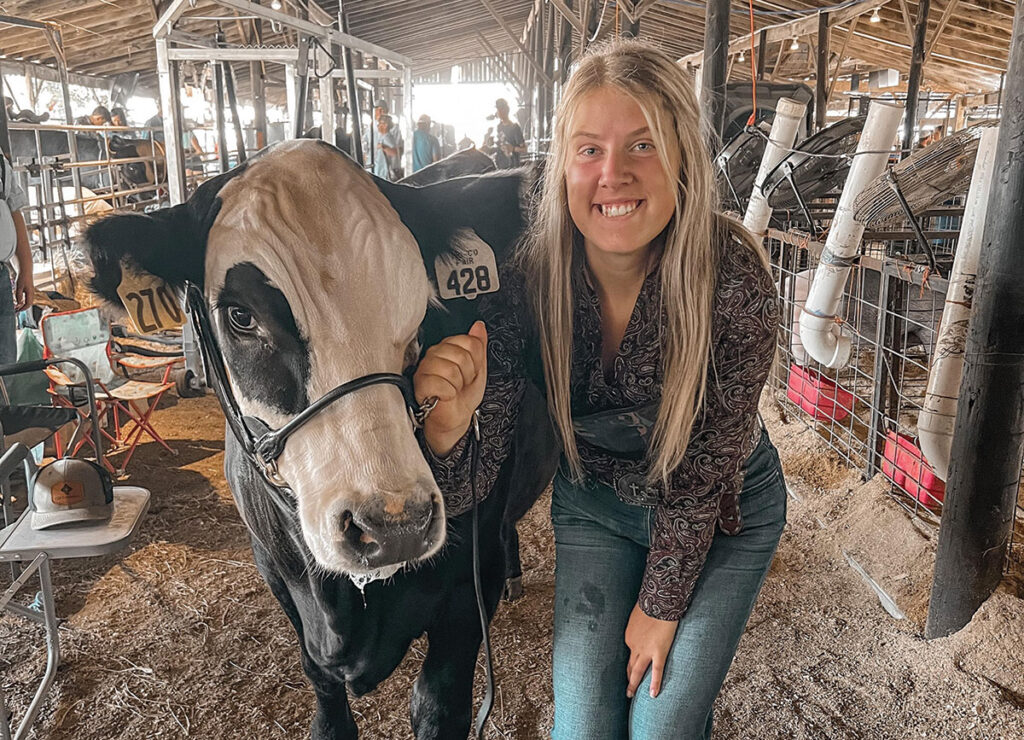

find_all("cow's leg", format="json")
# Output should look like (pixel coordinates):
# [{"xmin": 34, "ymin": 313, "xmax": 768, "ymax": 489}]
[
  {"xmin": 303, "ymin": 655, "xmax": 359, "ymax": 740},
  {"xmin": 411, "ymin": 578, "xmax": 501, "ymax": 740}
]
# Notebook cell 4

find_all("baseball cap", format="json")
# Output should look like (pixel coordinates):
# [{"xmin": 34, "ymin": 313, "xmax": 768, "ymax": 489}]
[{"xmin": 30, "ymin": 458, "xmax": 114, "ymax": 530}]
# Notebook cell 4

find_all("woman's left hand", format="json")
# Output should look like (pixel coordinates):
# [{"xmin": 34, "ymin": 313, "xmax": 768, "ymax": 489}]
[
  {"xmin": 413, "ymin": 321, "xmax": 488, "ymax": 456},
  {"xmin": 625, "ymin": 603, "xmax": 679, "ymax": 699}
]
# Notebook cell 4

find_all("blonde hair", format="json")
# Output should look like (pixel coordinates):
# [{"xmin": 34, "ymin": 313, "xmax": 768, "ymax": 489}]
[{"xmin": 522, "ymin": 38, "xmax": 763, "ymax": 484}]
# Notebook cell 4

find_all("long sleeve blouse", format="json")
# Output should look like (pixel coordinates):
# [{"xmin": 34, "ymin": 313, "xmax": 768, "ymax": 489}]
[
  {"xmin": 569, "ymin": 237, "xmax": 779, "ymax": 620},
  {"xmin": 422, "ymin": 234, "xmax": 778, "ymax": 621}
]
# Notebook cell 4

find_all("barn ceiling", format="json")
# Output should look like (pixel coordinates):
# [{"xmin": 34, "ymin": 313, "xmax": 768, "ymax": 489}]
[{"xmin": 0, "ymin": 0, "xmax": 1014, "ymax": 103}]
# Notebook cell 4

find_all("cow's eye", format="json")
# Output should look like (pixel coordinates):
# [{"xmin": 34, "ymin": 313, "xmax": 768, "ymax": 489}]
[{"xmin": 227, "ymin": 306, "xmax": 256, "ymax": 333}]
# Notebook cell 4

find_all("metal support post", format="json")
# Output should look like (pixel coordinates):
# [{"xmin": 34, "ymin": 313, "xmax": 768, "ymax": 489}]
[
  {"xmin": 340, "ymin": 9, "xmax": 363, "ymax": 166},
  {"xmin": 902, "ymin": 0, "xmax": 931, "ymax": 156},
  {"xmin": 155, "ymin": 37, "xmax": 186, "ymax": 205},
  {"xmin": 701, "ymin": 0, "xmax": 730, "ymax": 147},
  {"xmin": 223, "ymin": 63, "xmax": 246, "ymax": 164}
]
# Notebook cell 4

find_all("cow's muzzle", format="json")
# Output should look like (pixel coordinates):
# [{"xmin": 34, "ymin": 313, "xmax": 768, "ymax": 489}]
[{"xmin": 339, "ymin": 488, "xmax": 443, "ymax": 568}]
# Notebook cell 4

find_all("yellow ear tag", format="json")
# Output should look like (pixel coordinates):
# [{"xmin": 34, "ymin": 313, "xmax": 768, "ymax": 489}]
[{"xmin": 115, "ymin": 267, "xmax": 186, "ymax": 333}]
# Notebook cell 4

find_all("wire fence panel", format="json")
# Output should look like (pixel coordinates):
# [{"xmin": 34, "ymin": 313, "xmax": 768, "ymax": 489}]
[{"xmin": 769, "ymin": 226, "xmax": 1024, "ymax": 571}]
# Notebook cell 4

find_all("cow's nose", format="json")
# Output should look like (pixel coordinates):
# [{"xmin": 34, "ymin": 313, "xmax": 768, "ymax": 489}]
[{"xmin": 340, "ymin": 490, "xmax": 440, "ymax": 568}]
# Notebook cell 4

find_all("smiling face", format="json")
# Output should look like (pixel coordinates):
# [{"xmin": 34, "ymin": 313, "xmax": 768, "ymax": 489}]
[{"xmin": 564, "ymin": 86, "xmax": 678, "ymax": 261}]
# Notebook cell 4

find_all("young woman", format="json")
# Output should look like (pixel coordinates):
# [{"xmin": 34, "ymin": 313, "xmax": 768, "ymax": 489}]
[{"xmin": 520, "ymin": 40, "xmax": 787, "ymax": 738}]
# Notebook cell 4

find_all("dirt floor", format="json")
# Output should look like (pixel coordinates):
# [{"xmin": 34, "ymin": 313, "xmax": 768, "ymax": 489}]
[{"xmin": 1, "ymin": 391, "xmax": 1023, "ymax": 739}]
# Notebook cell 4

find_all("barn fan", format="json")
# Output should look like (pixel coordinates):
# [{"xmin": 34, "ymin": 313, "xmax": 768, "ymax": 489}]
[
  {"xmin": 852, "ymin": 121, "xmax": 998, "ymax": 273},
  {"xmin": 761, "ymin": 116, "xmax": 867, "ymax": 236},
  {"xmin": 714, "ymin": 121, "xmax": 770, "ymax": 212}
]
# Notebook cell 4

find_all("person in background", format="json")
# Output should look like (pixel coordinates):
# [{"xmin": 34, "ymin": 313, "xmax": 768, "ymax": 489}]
[
  {"xmin": 412, "ymin": 114, "xmax": 441, "ymax": 172},
  {"xmin": 492, "ymin": 98, "xmax": 526, "ymax": 168},
  {"xmin": 110, "ymin": 107, "xmax": 128, "ymax": 127},
  {"xmin": 3, "ymin": 97, "xmax": 48, "ymax": 124},
  {"xmin": 374, "ymin": 114, "xmax": 400, "ymax": 180},
  {"xmin": 85, "ymin": 106, "xmax": 113, "ymax": 126},
  {"xmin": 0, "ymin": 153, "xmax": 35, "ymax": 365}
]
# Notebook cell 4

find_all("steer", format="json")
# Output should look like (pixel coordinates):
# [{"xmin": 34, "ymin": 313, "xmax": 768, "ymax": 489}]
[{"xmin": 85, "ymin": 139, "xmax": 557, "ymax": 739}]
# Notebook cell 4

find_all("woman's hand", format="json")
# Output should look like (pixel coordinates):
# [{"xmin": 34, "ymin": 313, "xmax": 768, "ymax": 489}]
[
  {"xmin": 413, "ymin": 321, "xmax": 488, "ymax": 456},
  {"xmin": 625, "ymin": 603, "xmax": 679, "ymax": 699}
]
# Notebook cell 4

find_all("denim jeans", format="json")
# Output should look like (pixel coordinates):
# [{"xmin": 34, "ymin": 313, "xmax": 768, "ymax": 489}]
[
  {"xmin": 551, "ymin": 430, "xmax": 787, "ymax": 740},
  {"xmin": 0, "ymin": 263, "xmax": 16, "ymax": 366}
]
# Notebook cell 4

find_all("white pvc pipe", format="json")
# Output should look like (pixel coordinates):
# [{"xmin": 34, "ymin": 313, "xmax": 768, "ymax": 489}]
[
  {"xmin": 789, "ymin": 268, "xmax": 815, "ymax": 365},
  {"xmin": 799, "ymin": 101, "xmax": 904, "ymax": 369},
  {"xmin": 918, "ymin": 126, "xmax": 999, "ymax": 481},
  {"xmin": 743, "ymin": 97, "xmax": 808, "ymax": 238}
]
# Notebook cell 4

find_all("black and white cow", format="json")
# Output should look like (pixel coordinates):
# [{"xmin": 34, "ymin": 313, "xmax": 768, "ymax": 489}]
[{"xmin": 85, "ymin": 139, "xmax": 558, "ymax": 739}]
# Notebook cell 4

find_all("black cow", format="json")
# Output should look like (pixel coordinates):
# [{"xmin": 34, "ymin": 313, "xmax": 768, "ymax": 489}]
[
  {"xmin": 401, "ymin": 148, "xmax": 496, "ymax": 187},
  {"xmin": 8, "ymin": 127, "xmax": 107, "ymax": 191},
  {"xmin": 84, "ymin": 139, "xmax": 558, "ymax": 739}
]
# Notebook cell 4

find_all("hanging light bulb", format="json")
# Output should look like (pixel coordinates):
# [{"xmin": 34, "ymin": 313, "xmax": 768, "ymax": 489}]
[
  {"xmin": 270, "ymin": 0, "xmax": 282, "ymax": 10},
  {"xmin": 870, "ymin": 7, "xmax": 881, "ymax": 22},
  {"xmin": 790, "ymin": 37, "xmax": 800, "ymax": 51},
  {"xmin": 738, "ymin": 50, "xmax": 745, "ymax": 63}
]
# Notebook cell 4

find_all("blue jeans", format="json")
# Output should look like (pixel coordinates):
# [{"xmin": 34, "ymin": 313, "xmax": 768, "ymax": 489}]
[
  {"xmin": 551, "ymin": 431, "xmax": 787, "ymax": 740},
  {"xmin": 0, "ymin": 263, "xmax": 16, "ymax": 366}
]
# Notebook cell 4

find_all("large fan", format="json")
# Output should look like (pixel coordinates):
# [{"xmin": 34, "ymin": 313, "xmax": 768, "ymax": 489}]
[
  {"xmin": 714, "ymin": 121, "xmax": 770, "ymax": 212},
  {"xmin": 761, "ymin": 116, "xmax": 866, "ymax": 235},
  {"xmin": 852, "ymin": 122, "xmax": 997, "ymax": 272}
]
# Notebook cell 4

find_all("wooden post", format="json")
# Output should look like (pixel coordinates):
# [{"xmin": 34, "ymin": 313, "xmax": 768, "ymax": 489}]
[
  {"xmin": 926, "ymin": 0, "xmax": 1024, "ymax": 639},
  {"xmin": 901, "ymin": 0, "xmax": 931, "ymax": 157},
  {"xmin": 701, "ymin": 0, "xmax": 730, "ymax": 146},
  {"xmin": 815, "ymin": 11, "xmax": 830, "ymax": 130}
]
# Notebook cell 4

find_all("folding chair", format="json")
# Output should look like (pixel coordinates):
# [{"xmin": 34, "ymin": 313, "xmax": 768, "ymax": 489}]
[
  {"xmin": 0, "ymin": 357, "xmax": 149, "ymax": 739},
  {"xmin": 39, "ymin": 308, "xmax": 178, "ymax": 476},
  {"xmin": 0, "ymin": 442, "xmax": 150, "ymax": 740}
]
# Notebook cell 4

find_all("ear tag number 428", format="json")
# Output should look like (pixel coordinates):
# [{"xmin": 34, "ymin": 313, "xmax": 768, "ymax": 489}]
[
  {"xmin": 434, "ymin": 240, "xmax": 500, "ymax": 302},
  {"xmin": 116, "ymin": 268, "xmax": 185, "ymax": 333}
]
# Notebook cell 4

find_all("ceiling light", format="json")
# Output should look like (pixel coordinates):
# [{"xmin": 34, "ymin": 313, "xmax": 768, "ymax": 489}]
[
  {"xmin": 790, "ymin": 37, "xmax": 800, "ymax": 51},
  {"xmin": 270, "ymin": 0, "xmax": 282, "ymax": 10},
  {"xmin": 870, "ymin": 7, "xmax": 881, "ymax": 22},
  {"xmin": 738, "ymin": 50, "xmax": 745, "ymax": 62}
]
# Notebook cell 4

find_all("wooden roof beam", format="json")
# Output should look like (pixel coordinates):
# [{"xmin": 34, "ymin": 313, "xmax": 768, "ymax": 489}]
[{"xmin": 678, "ymin": 0, "xmax": 879, "ymax": 66}]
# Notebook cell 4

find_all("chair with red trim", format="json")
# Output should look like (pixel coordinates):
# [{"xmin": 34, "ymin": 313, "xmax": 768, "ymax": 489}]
[{"xmin": 39, "ymin": 308, "xmax": 179, "ymax": 476}]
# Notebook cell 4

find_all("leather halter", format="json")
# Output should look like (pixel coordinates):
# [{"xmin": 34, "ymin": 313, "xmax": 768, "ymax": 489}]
[{"xmin": 184, "ymin": 282, "xmax": 435, "ymax": 495}]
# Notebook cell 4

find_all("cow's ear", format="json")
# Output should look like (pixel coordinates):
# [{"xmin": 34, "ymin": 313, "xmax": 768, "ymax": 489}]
[
  {"xmin": 85, "ymin": 165, "xmax": 247, "ymax": 304},
  {"xmin": 376, "ymin": 167, "xmax": 538, "ymax": 269}
]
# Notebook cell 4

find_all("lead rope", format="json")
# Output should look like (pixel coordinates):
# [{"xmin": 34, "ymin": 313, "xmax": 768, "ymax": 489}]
[{"xmin": 469, "ymin": 409, "xmax": 495, "ymax": 739}]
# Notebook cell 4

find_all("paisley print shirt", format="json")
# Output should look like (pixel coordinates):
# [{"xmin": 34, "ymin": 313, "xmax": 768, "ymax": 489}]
[
  {"xmin": 569, "ymin": 238, "xmax": 779, "ymax": 620},
  {"xmin": 425, "ymin": 235, "xmax": 779, "ymax": 621}
]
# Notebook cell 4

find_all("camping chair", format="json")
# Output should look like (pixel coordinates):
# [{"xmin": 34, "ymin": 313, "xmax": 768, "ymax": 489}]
[
  {"xmin": 0, "ymin": 442, "xmax": 150, "ymax": 740},
  {"xmin": 0, "ymin": 357, "xmax": 150, "ymax": 740},
  {"xmin": 39, "ymin": 308, "xmax": 178, "ymax": 476}
]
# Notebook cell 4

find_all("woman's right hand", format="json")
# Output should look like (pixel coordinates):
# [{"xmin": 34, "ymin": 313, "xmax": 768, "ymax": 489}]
[{"xmin": 413, "ymin": 321, "xmax": 488, "ymax": 456}]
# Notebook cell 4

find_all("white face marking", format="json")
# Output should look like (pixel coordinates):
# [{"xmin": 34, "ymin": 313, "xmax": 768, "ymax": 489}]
[{"xmin": 206, "ymin": 140, "xmax": 445, "ymax": 575}]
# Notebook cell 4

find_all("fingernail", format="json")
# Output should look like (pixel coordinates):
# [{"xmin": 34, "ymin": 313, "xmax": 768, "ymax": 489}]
[{"xmin": 626, "ymin": 691, "xmax": 633, "ymax": 698}]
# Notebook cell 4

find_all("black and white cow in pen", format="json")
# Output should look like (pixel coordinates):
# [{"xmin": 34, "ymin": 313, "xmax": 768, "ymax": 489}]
[{"xmin": 84, "ymin": 139, "xmax": 558, "ymax": 739}]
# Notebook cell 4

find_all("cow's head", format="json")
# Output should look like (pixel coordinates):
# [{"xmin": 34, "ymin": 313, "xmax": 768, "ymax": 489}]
[
  {"xmin": 85, "ymin": 139, "xmax": 530, "ymax": 579},
  {"xmin": 108, "ymin": 134, "xmax": 165, "ymax": 187}
]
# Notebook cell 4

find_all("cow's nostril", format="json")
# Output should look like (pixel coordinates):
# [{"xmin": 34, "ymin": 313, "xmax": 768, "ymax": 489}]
[{"xmin": 340, "ymin": 510, "xmax": 381, "ymax": 560}]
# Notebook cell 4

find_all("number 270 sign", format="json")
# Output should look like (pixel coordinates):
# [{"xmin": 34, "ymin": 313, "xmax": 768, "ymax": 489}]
[{"xmin": 116, "ymin": 267, "xmax": 186, "ymax": 333}]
